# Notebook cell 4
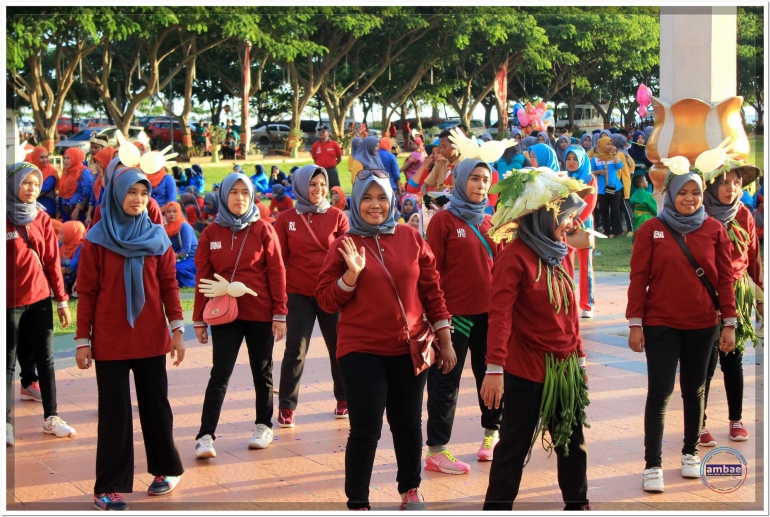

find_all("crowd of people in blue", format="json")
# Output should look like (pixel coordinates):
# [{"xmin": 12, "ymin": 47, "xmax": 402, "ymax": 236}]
[{"xmin": 6, "ymin": 117, "xmax": 764, "ymax": 512}]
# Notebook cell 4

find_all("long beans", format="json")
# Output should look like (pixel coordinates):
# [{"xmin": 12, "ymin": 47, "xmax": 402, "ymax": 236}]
[
  {"xmin": 535, "ymin": 260, "xmax": 577, "ymax": 315},
  {"xmin": 524, "ymin": 352, "xmax": 590, "ymax": 466},
  {"xmin": 733, "ymin": 274, "xmax": 762, "ymax": 355}
]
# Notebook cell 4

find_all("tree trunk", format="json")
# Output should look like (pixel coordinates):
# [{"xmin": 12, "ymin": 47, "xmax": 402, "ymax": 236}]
[
  {"xmin": 432, "ymin": 103, "xmax": 440, "ymax": 119},
  {"xmin": 240, "ymin": 41, "xmax": 252, "ymax": 152},
  {"xmin": 175, "ymin": 43, "xmax": 196, "ymax": 148},
  {"xmin": 482, "ymin": 100, "xmax": 493, "ymax": 127},
  {"xmin": 412, "ymin": 98, "xmax": 422, "ymax": 134},
  {"xmin": 380, "ymin": 102, "xmax": 392, "ymax": 134},
  {"xmin": 288, "ymin": 64, "xmax": 303, "ymax": 133}
]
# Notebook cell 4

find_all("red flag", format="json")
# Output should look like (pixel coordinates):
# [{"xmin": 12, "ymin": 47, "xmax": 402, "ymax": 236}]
[{"xmin": 494, "ymin": 60, "xmax": 508, "ymax": 129}]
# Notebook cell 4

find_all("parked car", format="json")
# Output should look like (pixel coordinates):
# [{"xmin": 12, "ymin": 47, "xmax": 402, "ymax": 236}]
[
  {"xmin": 83, "ymin": 117, "xmax": 111, "ymax": 128},
  {"xmin": 148, "ymin": 120, "xmax": 185, "ymax": 145},
  {"xmin": 56, "ymin": 117, "xmax": 77, "ymax": 137},
  {"xmin": 54, "ymin": 126, "xmax": 150, "ymax": 154},
  {"xmin": 436, "ymin": 118, "xmax": 487, "ymax": 137},
  {"xmin": 251, "ymin": 123, "xmax": 296, "ymax": 146},
  {"xmin": 136, "ymin": 116, "xmax": 158, "ymax": 129}
]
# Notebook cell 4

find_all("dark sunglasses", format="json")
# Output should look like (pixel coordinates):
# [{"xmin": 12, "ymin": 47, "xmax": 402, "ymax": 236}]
[{"xmin": 356, "ymin": 169, "xmax": 389, "ymax": 181}]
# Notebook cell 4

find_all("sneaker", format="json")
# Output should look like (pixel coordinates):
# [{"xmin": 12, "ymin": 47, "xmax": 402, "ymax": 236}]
[
  {"xmin": 248, "ymin": 424, "xmax": 273, "ymax": 449},
  {"xmin": 399, "ymin": 488, "xmax": 426, "ymax": 511},
  {"xmin": 626, "ymin": 231, "xmax": 634, "ymax": 237},
  {"xmin": 42, "ymin": 416, "xmax": 76, "ymax": 438},
  {"xmin": 477, "ymin": 435, "xmax": 498, "ymax": 461},
  {"xmin": 148, "ymin": 475, "xmax": 181, "ymax": 496},
  {"xmin": 334, "ymin": 400, "xmax": 349, "ymax": 419},
  {"xmin": 642, "ymin": 467, "xmax": 664, "ymax": 492},
  {"xmin": 6, "ymin": 423, "xmax": 14, "ymax": 447},
  {"xmin": 424, "ymin": 450, "xmax": 470, "ymax": 475},
  {"xmin": 195, "ymin": 434, "xmax": 216, "ymax": 459},
  {"xmin": 729, "ymin": 421, "xmax": 749, "ymax": 441},
  {"xmin": 700, "ymin": 428, "xmax": 717, "ymax": 447},
  {"xmin": 581, "ymin": 310, "xmax": 594, "ymax": 319},
  {"xmin": 278, "ymin": 409, "xmax": 295, "ymax": 428},
  {"xmin": 94, "ymin": 492, "xmax": 128, "ymax": 511},
  {"xmin": 20, "ymin": 381, "xmax": 42, "ymax": 402},
  {"xmin": 681, "ymin": 454, "xmax": 701, "ymax": 478}
]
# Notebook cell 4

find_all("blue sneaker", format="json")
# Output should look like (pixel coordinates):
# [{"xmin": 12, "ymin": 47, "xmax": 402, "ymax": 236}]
[
  {"xmin": 93, "ymin": 493, "xmax": 128, "ymax": 511},
  {"xmin": 148, "ymin": 475, "xmax": 181, "ymax": 496}
]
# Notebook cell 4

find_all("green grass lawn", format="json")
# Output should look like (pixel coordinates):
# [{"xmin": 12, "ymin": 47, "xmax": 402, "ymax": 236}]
[{"xmin": 585, "ymin": 234, "xmax": 633, "ymax": 272}]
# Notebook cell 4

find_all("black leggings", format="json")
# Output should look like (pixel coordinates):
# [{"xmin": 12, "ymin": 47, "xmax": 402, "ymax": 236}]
[
  {"xmin": 703, "ymin": 343, "xmax": 744, "ymax": 425},
  {"xmin": 338, "ymin": 352, "xmax": 427, "ymax": 510},
  {"xmin": 642, "ymin": 325, "xmax": 718, "ymax": 469},
  {"xmin": 599, "ymin": 191, "xmax": 623, "ymax": 236}
]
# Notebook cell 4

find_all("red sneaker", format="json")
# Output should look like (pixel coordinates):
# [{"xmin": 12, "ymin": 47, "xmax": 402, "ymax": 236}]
[
  {"xmin": 729, "ymin": 421, "xmax": 749, "ymax": 441},
  {"xmin": 278, "ymin": 408, "xmax": 295, "ymax": 428},
  {"xmin": 399, "ymin": 488, "xmax": 425, "ymax": 510},
  {"xmin": 700, "ymin": 428, "xmax": 717, "ymax": 447},
  {"xmin": 334, "ymin": 401, "xmax": 349, "ymax": 419}
]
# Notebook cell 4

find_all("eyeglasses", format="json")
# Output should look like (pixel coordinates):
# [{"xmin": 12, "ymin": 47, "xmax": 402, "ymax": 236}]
[{"xmin": 356, "ymin": 169, "xmax": 389, "ymax": 181}]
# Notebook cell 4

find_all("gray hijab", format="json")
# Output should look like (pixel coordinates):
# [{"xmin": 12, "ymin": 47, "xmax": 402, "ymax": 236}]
[
  {"xmin": 354, "ymin": 136, "xmax": 384, "ymax": 170},
  {"xmin": 448, "ymin": 159, "xmax": 490, "ymax": 226},
  {"xmin": 644, "ymin": 125, "xmax": 654, "ymax": 138},
  {"xmin": 6, "ymin": 162, "xmax": 45, "ymax": 226},
  {"xmin": 521, "ymin": 136, "xmax": 538, "ymax": 151},
  {"xmin": 293, "ymin": 165, "xmax": 331, "ymax": 215},
  {"xmin": 518, "ymin": 193, "xmax": 587, "ymax": 268},
  {"xmin": 215, "ymin": 173, "xmax": 260, "ymax": 232},
  {"xmin": 347, "ymin": 172, "xmax": 397, "ymax": 237},
  {"xmin": 104, "ymin": 157, "xmax": 124, "ymax": 185},
  {"xmin": 579, "ymin": 134, "xmax": 593, "ymax": 152},
  {"xmin": 555, "ymin": 135, "xmax": 571, "ymax": 170},
  {"xmin": 611, "ymin": 134, "xmax": 630, "ymax": 156},
  {"xmin": 703, "ymin": 172, "xmax": 742, "ymax": 225},
  {"xmin": 657, "ymin": 171, "xmax": 706, "ymax": 235}
]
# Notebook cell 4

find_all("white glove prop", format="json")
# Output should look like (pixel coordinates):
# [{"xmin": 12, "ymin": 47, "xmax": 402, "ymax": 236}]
[
  {"xmin": 117, "ymin": 130, "xmax": 141, "ymax": 168},
  {"xmin": 694, "ymin": 136, "xmax": 738, "ymax": 173},
  {"xmin": 227, "ymin": 281, "xmax": 258, "ymax": 298},
  {"xmin": 478, "ymin": 138, "xmax": 517, "ymax": 163},
  {"xmin": 448, "ymin": 127, "xmax": 480, "ymax": 159},
  {"xmin": 660, "ymin": 156, "xmax": 692, "ymax": 176},
  {"xmin": 140, "ymin": 145, "xmax": 178, "ymax": 175},
  {"xmin": 7, "ymin": 142, "xmax": 32, "ymax": 164},
  {"xmin": 198, "ymin": 273, "xmax": 258, "ymax": 298}
]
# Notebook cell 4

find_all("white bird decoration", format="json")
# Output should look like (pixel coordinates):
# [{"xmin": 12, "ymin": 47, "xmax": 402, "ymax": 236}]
[
  {"xmin": 660, "ymin": 156, "xmax": 692, "ymax": 176},
  {"xmin": 448, "ymin": 127, "xmax": 518, "ymax": 163},
  {"xmin": 694, "ymin": 137, "xmax": 738, "ymax": 173}
]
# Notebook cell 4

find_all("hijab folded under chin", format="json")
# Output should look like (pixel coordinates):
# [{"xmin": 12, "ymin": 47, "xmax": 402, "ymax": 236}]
[
  {"xmin": 703, "ymin": 173, "xmax": 742, "ymax": 225},
  {"xmin": 657, "ymin": 171, "xmax": 706, "ymax": 235},
  {"xmin": 448, "ymin": 159, "xmax": 490, "ymax": 226},
  {"xmin": 347, "ymin": 172, "xmax": 397, "ymax": 237},
  {"xmin": 528, "ymin": 143, "xmax": 560, "ymax": 172},
  {"xmin": 518, "ymin": 193, "xmax": 586, "ymax": 268},
  {"xmin": 520, "ymin": 135, "xmax": 538, "ymax": 152},
  {"xmin": 216, "ymin": 172, "xmax": 260, "ymax": 232},
  {"xmin": 85, "ymin": 167, "xmax": 172, "ymax": 327},
  {"xmin": 293, "ymin": 165, "xmax": 331, "ymax": 215},
  {"xmin": 6, "ymin": 162, "xmax": 46, "ymax": 226},
  {"xmin": 354, "ymin": 136, "xmax": 384, "ymax": 170}
]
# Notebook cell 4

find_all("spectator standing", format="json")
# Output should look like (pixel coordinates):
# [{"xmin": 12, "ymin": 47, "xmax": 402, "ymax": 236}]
[
  {"xmin": 311, "ymin": 126, "xmax": 342, "ymax": 189},
  {"xmin": 378, "ymin": 137, "xmax": 401, "ymax": 192},
  {"xmin": 400, "ymin": 137, "xmax": 427, "ymax": 184}
]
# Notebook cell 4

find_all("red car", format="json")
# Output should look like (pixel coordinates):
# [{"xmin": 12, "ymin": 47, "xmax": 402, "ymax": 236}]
[{"xmin": 148, "ymin": 120, "xmax": 184, "ymax": 144}]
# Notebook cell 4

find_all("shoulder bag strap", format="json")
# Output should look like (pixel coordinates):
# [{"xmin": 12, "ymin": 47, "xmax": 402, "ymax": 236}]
[
  {"xmin": 360, "ymin": 237, "xmax": 411, "ymax": 341},
  {"xmin": 658, "ymin": 219, "xmax": 720, "ymax": 311},
  {"xmin": 299, "ymin": 214, "xmax": 328, "ymax": 252},
  {"xmin": 15, "ymin": 224, "xmax": 44, "ymax": 270},
  {"xmin": 229, "ymin": 224, "xmax": 252, "ymax": 283},
  {"xmin": 466, "ymin": 222, "xmax": 494, "ymax": 260}
]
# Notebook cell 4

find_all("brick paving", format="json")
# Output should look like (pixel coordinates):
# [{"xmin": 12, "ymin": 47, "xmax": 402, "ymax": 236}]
[{"xmin": 5, "ymin": 272, "xmax": 764, "ymax": 511}]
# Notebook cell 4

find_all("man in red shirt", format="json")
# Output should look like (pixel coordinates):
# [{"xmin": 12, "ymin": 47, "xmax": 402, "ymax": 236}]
[{"xmin": 311, "ymin": 126, "xmax": 342, "ymax": 189}]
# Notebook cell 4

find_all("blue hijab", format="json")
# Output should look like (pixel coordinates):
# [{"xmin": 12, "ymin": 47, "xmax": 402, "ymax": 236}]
[
  {"xmin": 629, "ymin": 130, "xmax": 647, "ymax": 164},
  {"xmin": 85, "ymin": 167, "xmax": 172, "ymax": 327},
  {"xmin": 347, "ymin": 171, "xmax": 397, "ymax": 237},
  {"xmin": 528, "ymin": 143, "xmax": 560, "ymax": 171},
  {"xmin": 233, "ymin": 165, "xmax": 244, "ymax": 174},
  {"xmin": 216, "ymin": 173, "xmax": 260, "ymax": 232},
  {"xmin": 448, "ymin": 159, "xmax": 490, "ymax": 226},
  {"xmin": 564, "ymin": 146, "xmax": 593, "ymax": 185},
  {"xmin": 353, "ymin": 136, "xmax": 384, "ymax": 171}
]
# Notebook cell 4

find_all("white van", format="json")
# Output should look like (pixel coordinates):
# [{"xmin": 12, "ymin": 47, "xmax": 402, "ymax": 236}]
[{"xmin": 554, "ymin": 104, "xmax": 608, "ymax": 134}]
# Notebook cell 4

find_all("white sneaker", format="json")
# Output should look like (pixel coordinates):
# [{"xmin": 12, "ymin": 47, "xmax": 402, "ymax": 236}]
[
  {"xmin": 581, "ymin": 310, "xmax": 594, "ymax": 319},
  {"xmin": 681, "ymin": 454, "xmax": 701, "ymax": 478},
  {"xmin": 42, "ymin": 416, "xmax": 76, "ymax": 438},
  {"xmin": 195, "ymin": 434, "xmax": 216, "ymax": 459},
  {"xmin": 248, "ymin": 424, "xmax": 273, "ymax": 449},
  {"xmin": 6, "ymin": 423, "xmax": 14, "ymax": 447},
  {"xmin": 642, "ymin": 467, "xmax": 664, "ymax": 492}
]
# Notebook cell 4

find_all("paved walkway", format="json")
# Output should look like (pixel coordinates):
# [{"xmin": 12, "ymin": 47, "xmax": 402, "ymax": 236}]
[{"xmin": 6, "ymin": 273, "xmax": 764, "ymax": 511}]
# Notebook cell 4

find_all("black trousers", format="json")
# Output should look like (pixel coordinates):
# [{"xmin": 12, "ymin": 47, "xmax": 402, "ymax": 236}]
[
  {"xmin": 426, "ymin": 313, "xmax": 501, "ymax": 446},
  {"xmin": 621, "ymin": 198, "xmax": 633, "ymax": 233},
  {"xmin": 197, "ymin": 319, "xmax": 275, "ymax": 439},
  {"xmin": 599, "ymin": 191, "xmax": 623, "ymax": 236},
  {"xmin": 642, "ymin": 325, "xmax": 718, "ymax": 469},
  {"xmin": 484, "ymin": 373, "xmax": 588, "ymax": 511},
  {"xmin": 703, "ymin": 343, "xmax": 744, "ymax": 425},
  {"xmin": 6, "ymin": 298, "xmax": 58, "ymax": 422},
  {"xmin": 94, "ymin": 355, "xmax": 184, "ymax": 494},
  {"xmin": 338, "ymin": 352, "xmax": 427, "ymax": 510},
  {"xmin": 325, "ymin": 166, "xmax": 341, "ymax": 190},
  {"xmin": 279, "ymin": 293, "xmax": 344, "ymax": 409},
  {"xmin": 17, "ymin": 331, "xmax": 38, "ymax": 388}
]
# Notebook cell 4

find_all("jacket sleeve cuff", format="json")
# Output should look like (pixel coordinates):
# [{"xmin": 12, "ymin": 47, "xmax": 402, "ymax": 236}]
[
  {"xmin": 169, "ymin": 319, "xmax": 184, "ymax": 330},
  {"xmin": 75, "ymin": 338, "xmax": 90, "ymax": 348},
  {"xmin": 432, "ymin": 319, "xmax": 450, "ymax": 331},
  {"xmin": 56, "ymin": 301, "xmax": 68, "ymax": 309},
  {"xmin": 485, "ymin": 364, "xmax": 504, "ymax": 374},
  {"xmin": 273, "ymin": 314, "xmax": 287, "ymax": 322},
  {"xmin": 628, "ymin": 317, "xmax": 643, "ymax": 327},
  {"xmin": 193, "ymin": 321, "xmax": 208, "ymax": 328},
  {"xmin": 722, "ymin": 317, "xmax": 738, "ymax": 327},
  {"xmin": 337, "ymin": 277, "xmax": 356, "ymax": 292}
]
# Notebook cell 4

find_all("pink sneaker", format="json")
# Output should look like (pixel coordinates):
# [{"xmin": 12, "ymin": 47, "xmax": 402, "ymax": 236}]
[
  {"xmin": 424, "ymin": 450, "xmax": 470, "ymax": 475},
  {"xmin": 729, "ymin": 421, "xmax": 749, "ymax": 441},
  {"xmin": 399, "ymin": 488, "xmax": 426, "ymax": 510},
  {"xmin": 700, "ymin": 428, "xmax": 717, "ymax": 447},
  {"xmin": 477, "ymin": 434, "xmax": 499, "ymax": 461}
]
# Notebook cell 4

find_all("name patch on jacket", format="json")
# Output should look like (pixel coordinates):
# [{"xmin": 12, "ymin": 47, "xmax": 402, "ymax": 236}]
[
  {"xmin": 288, "ymin": 222, "xmax": 296, "ymax": 231},
  {"xmin": 653, "ymin": 231, "xmax": 664, "ymax": 239},
  {"xmin": 6, "ymin": 231, "xmax": 18, "ymax": 240},
  {"xmin": 210, "ymin": 241, "xmax": 222, "ymax": 250},
  {"xmin": 456, "ymin": 228, "xmax": 466, "ymax": 238}
]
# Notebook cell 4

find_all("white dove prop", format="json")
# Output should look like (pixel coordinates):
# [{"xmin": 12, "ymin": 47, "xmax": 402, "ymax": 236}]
[
  {"xmin": 448, "ymin": 127, "xmax": 517, "ymax": 163},
  {"xmin": 7, "ymin": 142, "xmax": 33, "ymax": 165},
  {"xmin": 198, "ymin": 273, "xmax": 258, "ymax": 298}
]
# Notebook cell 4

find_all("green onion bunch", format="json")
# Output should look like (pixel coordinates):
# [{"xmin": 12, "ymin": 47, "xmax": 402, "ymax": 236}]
[{"xmin": 732, "ymin": 274, "xmax": 763, "ymax": 355}]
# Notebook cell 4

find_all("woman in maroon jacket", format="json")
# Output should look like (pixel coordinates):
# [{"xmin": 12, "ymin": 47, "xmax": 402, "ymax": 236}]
[
  {"xmin": 316, "ymin": 169, "xmax": 455, "ymax": 511},
  {"xmin": 274, "ymin": 165, "xmax": 349, "ymax": 426},
  {"xmin": 192, "ymin": 172, "xmax": 288, "ymax": 458},
  {"xmin": 6, "ymin": 162, "xmax": 75, "ymax": 447},
  {"xmin": 700, "ymin": 163, "xmax": 763, "ymax": 446},
  {"xmin": 626, "ymin": 170, "xmax": 736, "ymax": 493},
  {"xmin": 481, "ymin": 188, "xmax": 590, "ymax": 511},
  {"xmin": 75, "ymin": 166, "xmax": 186, "ymax": 511},
  {"xmin": 424, "ymin": 159, "xmax": 503, "ymax": 475}
]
